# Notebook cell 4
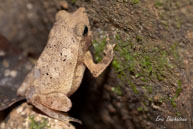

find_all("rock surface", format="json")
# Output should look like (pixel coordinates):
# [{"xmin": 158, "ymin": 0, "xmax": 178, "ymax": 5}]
[{"xmin": 0, "ymin": 103, "xmax": 75, "ymax": 129}]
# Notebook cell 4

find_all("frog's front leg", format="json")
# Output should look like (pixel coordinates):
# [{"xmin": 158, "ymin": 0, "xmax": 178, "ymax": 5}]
[
  {"xmin": 30, "ymin": 94, "xmax": 81, "ymax": 123},
  {"xmin": 83, "ymin": 41, "xmax": 115, "ymax": 77}
]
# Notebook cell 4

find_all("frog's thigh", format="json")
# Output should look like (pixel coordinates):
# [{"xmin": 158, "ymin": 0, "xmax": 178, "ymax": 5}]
[
  {"xmin": 31, "ymin": 96, "xmax": 80, "ymax": 123},
  {"xmin": 34, "ymin": 93, "xmax": 72, "ymax": 112}
]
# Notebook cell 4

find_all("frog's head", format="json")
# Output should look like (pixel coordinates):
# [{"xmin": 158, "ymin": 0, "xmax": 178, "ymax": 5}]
[{"xmin": 55, "ymin": 8, "xmax": 91, "ymax": 41}]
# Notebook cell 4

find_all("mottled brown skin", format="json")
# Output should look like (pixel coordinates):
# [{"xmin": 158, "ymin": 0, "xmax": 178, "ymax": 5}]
[{"xmin": 17, "ymin": 8, "xmax": 114, "ymax": 122}]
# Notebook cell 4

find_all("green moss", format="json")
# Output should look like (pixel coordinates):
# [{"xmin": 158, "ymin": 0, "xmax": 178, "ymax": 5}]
[
  {"xmin": 29, "ymin": 116, "xmax": 49, "ymax": 129},
  {"xmin": 71, "ymin": 0, "xmax": 76, "ymax": 4},
  {"xmin": 167, "ymin": 80, "xmax": 182, "ymax": 108},
  {"xmin": 155, "ymin": 1, "xmax": 164, "ymax": 8},
  {"xmin": 112, "ymin": 59, "xmax": 122, "ymax": 72},
  {"xmin": 128, "ymin": 80, "xmax": 139, "ymax": 94},
  {"xmin": 176, "ymin": 111, "xmax": 181, "ymax": 117},
  {"xmin": 161, "ymin": 20, "xmax": 168, "ymax": 27},
  {"xmin": 112, "ymin": 59, "xmax": 125, "ymax": 79},
  {"xmin": 112, "ymin": 86, "xmax": 123, "ymax": 96},
  {"xmin": 176, "ymin": 80, "xmax": 182, "ymax": 97},
  {"xmin": 170, "ymin": 42, "xmax": 180, "ymax": 60},
  {"xmin": 176, "ymin": 21, "xmax": 181, "ymax": 29},
  {"xmin": 92, "ymin": 38, "xmax": 107, "ymax": 63},
  {"xmin": 141, "ymin": 77, "xmax": 148, "ymax": 82},
  {"xmin": 111, "ymin": 33, "xmax": 182, "ymax": 107},
  {"xmin": 137, "ymin": 107, "xmax": 143, "ymax": 112},
  {"xmin": 143, "ymin": 85, "xmax": 152, "ymax": 94},
  {"xmin": 169, "ymin": 96, "xmax": 177, "ymax": 107},
  {"xmin": 130, "ymin": 0, "xmax": 139, "ymax": 4},
  {"xmin": 136, "ymin": 35, "xmax": 143, "ymax": 42},
  {"xmin": 159, "ymin": 98, "xmax": 164, "ymax": 104}
]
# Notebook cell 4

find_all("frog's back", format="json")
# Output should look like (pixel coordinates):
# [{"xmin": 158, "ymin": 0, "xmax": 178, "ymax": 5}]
[{"xmin": 32, "ymin": 21, "xmax": 79, "ymax": 94}]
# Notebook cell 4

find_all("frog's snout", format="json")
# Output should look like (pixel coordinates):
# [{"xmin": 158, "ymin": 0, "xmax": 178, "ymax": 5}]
[{"xmin": 26, "ymin": 85, "xmax": 36, "ymax": 102}]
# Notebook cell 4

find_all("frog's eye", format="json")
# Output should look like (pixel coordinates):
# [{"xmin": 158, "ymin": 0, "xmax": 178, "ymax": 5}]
[
  {"xmin": 74, "ymin": 23, "xmax": 88, "ymax": 37},
  {"xmin": 82, "ymin": 25, "xmax": 88, "ymax": 36}
]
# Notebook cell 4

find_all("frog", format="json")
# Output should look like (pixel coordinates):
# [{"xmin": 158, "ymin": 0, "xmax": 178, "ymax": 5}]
[{"xmin": 17, "ymin": 7, "xmax": 114, "ymax": 123}]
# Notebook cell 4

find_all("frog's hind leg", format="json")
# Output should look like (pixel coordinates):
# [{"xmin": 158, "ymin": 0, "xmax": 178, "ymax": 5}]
[
  {"xmin": 32, "ymin": 93, "xmax": 72, "ymax": 112},
  {"xmin": 31, "ymin": 97, "xmax": 81, "ymax": 123}
]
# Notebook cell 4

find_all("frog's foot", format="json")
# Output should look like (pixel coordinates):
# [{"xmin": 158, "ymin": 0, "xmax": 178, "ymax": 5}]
[
  {"xmin": 33, "ymin": 93, "xmax": 72, "ymax": 112},
  {"xmin": 31, "ymin": 95, "xmax": 81, "ymax": 124}
]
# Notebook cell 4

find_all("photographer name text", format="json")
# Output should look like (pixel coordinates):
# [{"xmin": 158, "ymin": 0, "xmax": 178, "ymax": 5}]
[{"xmin": 155, "ymin": 115, "xmax": 187, "ymax": 122}]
